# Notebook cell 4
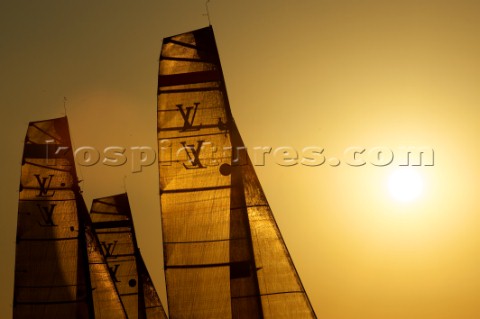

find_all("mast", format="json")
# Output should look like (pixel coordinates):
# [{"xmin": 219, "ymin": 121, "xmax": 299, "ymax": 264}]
[
  {"xmin": 90, "ymin": 193, "xmax": 167, "ymax": 319},
  {"xmin": 13, "ymin": 117, "xmax": 93, "ymax": 318},
  {"xmin": 157, "ymin": 26, "xmax": 316, "ymax": 318}
]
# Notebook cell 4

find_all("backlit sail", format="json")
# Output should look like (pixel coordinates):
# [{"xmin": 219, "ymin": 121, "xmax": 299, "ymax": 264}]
[
  {"xmin": 14, "ymin": 117, "xmax": 93, "ymax": 318},
  {"xmin": 83, "ymin": 197, "xmax": 128, "ymax": 319},
  {"xmin": 157, "ymin": 26, "xmax": 316, "ymax": 318},
  {"xmin": 90, "ymin": 193, "xmax": 167, "ymax": 319}
]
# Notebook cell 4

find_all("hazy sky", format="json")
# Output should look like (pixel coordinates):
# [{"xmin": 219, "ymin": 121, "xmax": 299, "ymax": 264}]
[{"xmin": 1, "ymin": 1, "xmax": 480, "ymax": 318}]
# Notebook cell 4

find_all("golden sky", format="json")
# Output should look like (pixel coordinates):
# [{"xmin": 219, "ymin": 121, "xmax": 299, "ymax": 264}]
[{"xmin": 1, "ymin": 0, "xmax": 480, "ymax": 318}]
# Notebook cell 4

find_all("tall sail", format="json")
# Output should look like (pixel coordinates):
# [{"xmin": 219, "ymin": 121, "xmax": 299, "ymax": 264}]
[
  {"xmin": 13, "ymin": 117, "xmax": 93, "ymax": 318},
  {"xmin": 157, "ymin": 26, "xmax": 316, "ymax": 318},
  {"xmin": 90, "ymin": 193, "xmax": 168, "ymax": 319},
  {"xmin": 14, "ymin": 117, "xmax": 130, "ymax": 319}
]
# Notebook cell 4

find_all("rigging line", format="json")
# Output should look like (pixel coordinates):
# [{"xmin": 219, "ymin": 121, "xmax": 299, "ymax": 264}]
[
  {"xmin": 62, "ymin": 96, "xmax": 87, "ymax": 190},
  {"xmin": 65, "ymin": 103, "xmax": 85, "ymax": 191},
  {"xmin": 205, "ymin": 0, "xmax": 211, "ymax": 25},
  {"xmin": 31, "ymin": 124, "xmax": 62, "ymax": 143},
  {"xmin": 63, "ymin": 96, "xmax": 67, "ymax": 117},
  {"xmin": 93, "ymin": 198, "xmax": 123, "ymax": 207}
]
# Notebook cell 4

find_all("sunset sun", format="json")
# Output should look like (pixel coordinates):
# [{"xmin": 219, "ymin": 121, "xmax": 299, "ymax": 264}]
[{"xmin": 388, "ymin": 167, "xmax": 424, "ymax": 203}]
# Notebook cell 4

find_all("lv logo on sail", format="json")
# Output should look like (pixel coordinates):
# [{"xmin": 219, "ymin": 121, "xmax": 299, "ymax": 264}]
[
  {"xmin": 101, "ymin": 241, "xmax": 118, "ymax": 257},
  {"xmin": 34, "ymin": 174, "xmax": 55, "ymax": 197},
  {"xmin": 108, "ymin": 264, "xmax": 121, "ymax": 283},
  {"xmin": 37, "ymin": 204, "xmax": 57, "ymax": 227},
  {"xmin": 177, "ymin": 103, "xmax": 201, "ymax": 131},
  {"xmin": 181, "ymin": 140, "xmax": 206, "ymax": 169}
]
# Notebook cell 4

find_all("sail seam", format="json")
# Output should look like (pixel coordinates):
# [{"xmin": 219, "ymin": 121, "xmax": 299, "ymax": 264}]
[
  {"xmin": 160, "ymin": 56, "xmax": 208, "ymax": 63},
  {"xmin": 164, "ymin": 38, "xmax": 199, "ymax": 50},
  {"xmin": 16, "ymin": 284, "xmax": 83, "ymax": 288},
  {"xmin": 159, "ymin": 86, "xmax": 221, "ymax": 94},
  {"xmin": 161, "ymin": 185, "xmax": 230, "ymax": 194},
  {"xmin": 231, "ymin": 203, "xmax": 270, "ymax": 210},
  {"xmin": 91, "ymin": 199, "xmax": 119, "ymax": 207},
  {"xmin": 23, "ymin": 160, "xmax": 72, "ymax": 172},
  {"xmin": 92, "ymin": 220, "xmax": 132, "ymax": 229},
  {"xmin": 158, "ymin": 123, "xmax": 224, "ymax": 132},
  {"xmin": 90, "ymin": 211, "xmax": 126, "ymax": 215},
  {"xmin": 231, "ymin": 291, "xmax": 306, "ymax": 299},
  {"xmin": 19, "ymin": 198, "xmax": 76, "ymax": 202},
  {"xmin": 164, "ymin": 237, "xmax": 248, "ymax": 244},
  {"xmin": 103, "ymin": 257, "xmax": 135, "ymax": 260},
  {"xmin": 157, "ymin": 131, "xmax": 228, "ymax": 140},
  {"xmin": 166, "ymin": 261, "xmax": 252, "ymax": 269},
  {"xmin": 31, "ymin": 124, "xmax": 63, "ymax": 143},
  {"xmin": 14, "ymin": 299, "xmax": 86, "ymax": 305},
  {"xmin": 17, "ymin": 236, "xmax": 79, "ymax": 242},
  {"xmin": 159, "ymin": 105, "xmax": 223, "ymax": 112},
  {"xmin": 158, "ymin": 70, "xmax": 220, "ymax": 87},
  {"xmin": 94, "ymin": 230, "xmax": 132, "ymax": 235}
]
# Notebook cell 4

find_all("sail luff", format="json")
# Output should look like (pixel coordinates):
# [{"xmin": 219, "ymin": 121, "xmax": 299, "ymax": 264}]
[
  {"xmin": 76, "ymin": 195, "xmax": 96, "ymax": 319},
  {"xmin": 137, "ymin": 252, "xmax": 169, "ymax": 319},
  {"xmin": 128, "ymin": 203, "xmax": 148, "ymax": 319},
  {"xmin": 136, "ymin": 249, "xmax": 148, "ymax": 319}
]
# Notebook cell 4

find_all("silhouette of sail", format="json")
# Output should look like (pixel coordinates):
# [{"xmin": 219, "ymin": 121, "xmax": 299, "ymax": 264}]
[
  {"xmin": 14, "ymin": 117, "xmax": 93, "ymax": 318},
  {"xmin": 157, "ymin": 26, "xmax": 316, "ymax": 318},
  {"xmin": 82, "ymin": 197, "xmax": 128, "ymax": 319},
  {"xmin": 90, "ymin": 193, "xmax": 168, "ymax": 319}
]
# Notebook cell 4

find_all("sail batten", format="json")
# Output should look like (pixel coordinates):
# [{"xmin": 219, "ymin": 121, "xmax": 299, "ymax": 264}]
[{"xmin": 158, "ymin": 26, "xmax": 316, "ymax": 318}]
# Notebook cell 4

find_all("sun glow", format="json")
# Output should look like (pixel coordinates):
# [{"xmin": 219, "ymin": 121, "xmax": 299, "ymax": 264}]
[{"xmin": 388, "ymin": 168, "xmax": 424, "ymax": 203}]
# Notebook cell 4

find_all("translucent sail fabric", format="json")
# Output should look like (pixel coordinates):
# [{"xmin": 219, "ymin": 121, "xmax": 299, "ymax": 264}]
[
  {"xmin": 82, "ymin": 197, "xmax": 128, "ymax": 319},
  {"xmin": 90, "ymin": 194, "xmax": 167, "ymax": 319},
  {"xmin": 157, "ymin": 27, "xmax": 316, "ymax": 318},
  {"xmin": 14, "ymin": 117, "xmax": 93, "ymax": 318}
]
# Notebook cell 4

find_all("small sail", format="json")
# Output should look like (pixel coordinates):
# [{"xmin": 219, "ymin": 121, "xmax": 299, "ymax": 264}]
[
  {"xmin": 157, "ymin": 27, "xmax": 316, "ymax": 318},
  {"xmin": 14, "ymin": 117, "xmax": 93, "ymax": 318},
  {"xmin": 90, "ymin": 193, "xmax": 168, "ymax": 319},
  {"xmin": 81, "ymin": 197, "xmax": 128, "ymax": 319}
]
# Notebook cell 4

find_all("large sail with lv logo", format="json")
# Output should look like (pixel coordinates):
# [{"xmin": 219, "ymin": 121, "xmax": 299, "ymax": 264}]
[
  {"xmin": 13, "ymin": 117, "xmax": 95, "ymax": 318},
  {"xmin": 157, "ymin": 26, "xmax": 316, "ymax": 318},
  {"xmin": 14, "ymin": 118, "xmax": 133, "ymax": 319}
]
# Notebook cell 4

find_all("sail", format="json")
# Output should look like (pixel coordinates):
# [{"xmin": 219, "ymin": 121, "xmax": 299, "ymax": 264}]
[
  {"xmin": 82, "ymin": 197, "xmax": 128, "ymax": 319},
  {"xmin": 157, "ymin": 26, "xmax": 316, "ymax": 318},
  {"xmin": 13, "ymin": 117, "xmax": 93, "ymax": 318},
  {"xmin": 90, "ymin": 193, "xmax": 168, "ymax": 319}
]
